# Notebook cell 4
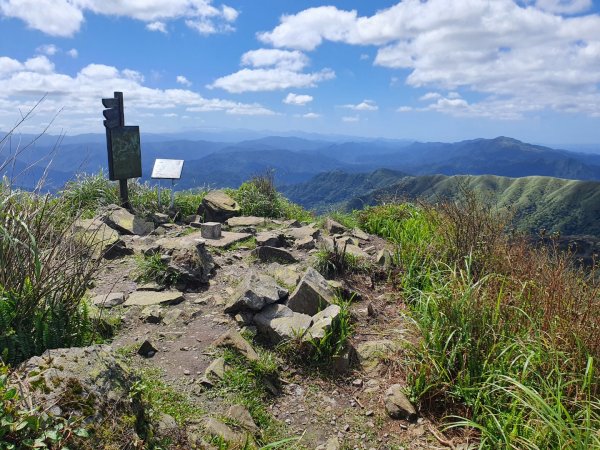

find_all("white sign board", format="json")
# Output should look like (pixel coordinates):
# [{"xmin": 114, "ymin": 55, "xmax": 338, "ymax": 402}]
[{"xmin": 151, "ymin": 159, "xmax": 184, "ymax": 180}]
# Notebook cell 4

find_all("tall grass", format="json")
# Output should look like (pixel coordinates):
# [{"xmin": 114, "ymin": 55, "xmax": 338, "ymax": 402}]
[
  {"xmin": 60, "ymin": 172, "xmax": 207, "ymax": 219},
  {"xmin": 229, "ymin": 172, "xmax": 313, "ymax": 222},
  {"xmin": 360, "ymin": 195, "xmax": 600, "ymax": 448},
  {"xmin": 0, "ymin": 183, "xmax": 98, "ymax": 365}
]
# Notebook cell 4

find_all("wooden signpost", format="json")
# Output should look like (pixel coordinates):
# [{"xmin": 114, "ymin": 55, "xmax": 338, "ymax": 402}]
[{"xmin": 102, "ymin": 91, "xmax": 141, "ymax": 209}]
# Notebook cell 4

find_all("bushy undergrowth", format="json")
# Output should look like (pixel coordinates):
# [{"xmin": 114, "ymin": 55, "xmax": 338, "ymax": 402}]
[
  {"xmin": 229, "ymin": 173, "xmax": 313, "ymax": 222},
  {"xmin": 61, "ymin": 172, "xmax": 207, "ymax": 219},
  {"xmin": 359, "ymin": 196, "xmax": 600, "ymax": 448},
  {"xmin": 0, "ymin": 185, "xmax": 97, "ymax": 365}
]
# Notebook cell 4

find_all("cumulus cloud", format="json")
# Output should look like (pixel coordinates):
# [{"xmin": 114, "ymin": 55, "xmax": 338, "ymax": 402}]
[
  {"xmin": 258, "ymin": 0, "xmax": 600, "ymax": 118},
  {"xmin": 210, "ymin": 68, "xmax": 334, "ymax": 93},
  {"xmin": 0, "ymin": 54, "xmax": 275, "ymax": 133},
  {"xmin": 283, "ymin": 93, "xmax": 313, "ymax": 105},
  {"xmin": 342, "ymin": 100, "xmax": 378, "ymax": 111},
  {"xmin": 0, "ymin": 0, "xmax": 239, "ymax": 37},
  {"xmin": 146, "ymin": 21, "xmax": 167, "ymax": 33},
  {"xmin": 67, "ymin": 48, "xmax": 78, "ymax": 58},
  {"xmin": 241, "ymin": 49, "xmax": 309, "ymax": 71},
  {"xmin": 176, "ymin": 75, "xmax": 192, "ymax": 86},
  {"xmin": 36, "ymin": 44, "xmax": 58, "ymax": 56}
]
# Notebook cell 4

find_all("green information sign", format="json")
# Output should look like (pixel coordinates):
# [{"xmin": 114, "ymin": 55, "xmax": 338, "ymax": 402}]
[{"xmin": 108, "ymin": 126, "xmax": 141, "ymax": 180}]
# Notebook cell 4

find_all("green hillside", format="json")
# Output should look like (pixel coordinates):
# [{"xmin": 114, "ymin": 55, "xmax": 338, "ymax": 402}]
[
  {"xmin": 283, "ymin": 170, "xmax": 600, "ymax": 236},
  {"xmin": 350, "ymin": 174, "xmax": 600, "ymax": 236}
]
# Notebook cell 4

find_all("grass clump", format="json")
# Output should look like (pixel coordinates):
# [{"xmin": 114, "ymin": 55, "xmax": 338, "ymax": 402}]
[
  {"xmin": 313, "ymin": 238, "xmax": 362, "ymax": 279},
  {"xmin": 134, "ymin": 253, "xmax": 179, "ymax": 287},
  {"xmin": 212, "ymin": 347, "xmax": 294, "ymax": 447},
  {"xmin": 361, "ymin": 192, "xmax": 600, "ymax": 448},
  {"xmin": 230, "ymin": 172, "xmax": 313, "ymax": 223},
  {"xmin": 303, "ymin": 296, "xmax": 353, "ymax": 367},
  {"xmin": 0, "ymin": 185, "xmax": 98, "ymax": 365}
]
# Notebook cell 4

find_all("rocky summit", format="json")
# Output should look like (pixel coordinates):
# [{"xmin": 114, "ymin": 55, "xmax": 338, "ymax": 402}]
[{"xmin": 7, "ymin": 209, "xmax": 440, "ymax": 449}]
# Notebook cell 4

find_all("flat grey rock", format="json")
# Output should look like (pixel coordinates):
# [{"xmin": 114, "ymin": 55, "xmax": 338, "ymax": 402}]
[
  {"xmin": 92, "ymin": 292, "xmax": 125, "ymax": 308},
  {"xmin": 124, "ymin": 291, "xmax": 184, "ymax": 306},
  {"xmin": 251, "ymin": 246, "xmax": 297, "ymax": 264}
]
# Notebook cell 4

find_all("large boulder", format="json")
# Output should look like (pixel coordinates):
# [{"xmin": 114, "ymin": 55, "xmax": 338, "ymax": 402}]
[
  {"xmin": 102, "ymin": 204, "xmax": 154, "ymax": 235},
  {"xmin": 198, "ymin": 190, "xmax": 240, "ymax": 223},
  {"xmin": 287, "ymin": 268, "xmax": 336, "ymax": 316},
  {"xmin": 255, "ymin": 231, "xmax": 287, "ymax": 248},
  {"xmin": 224, "ymin": 272, "xmax": 288, "ymax": 313},
  {"xmin": 154, "ymin": 234, "xmax": 215, "ymax": 285},
  {"xmin": 254, "ymin": 304, "xmax": 312, "ymax": 344},
  {"xmin": 285, "ymin": 226, "xmax": 320, "ymax": 242}
]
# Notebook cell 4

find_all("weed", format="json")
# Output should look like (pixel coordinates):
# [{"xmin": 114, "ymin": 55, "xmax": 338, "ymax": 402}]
[
  {"xmin": 303, "ymin": 296, "xmax": 353, "ymax": 366},
  {"xmin": 313, "ymin": 238, "xmax": 361, "ymax": 279},
  {"xmin": 134, "ymin": 253, "xmax": 179, "ymax": 287}
]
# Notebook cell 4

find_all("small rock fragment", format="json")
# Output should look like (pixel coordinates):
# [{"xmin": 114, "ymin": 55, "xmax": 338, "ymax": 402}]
[{"xmin": 384, "ymin": 384, "xmax": 417, "ymax": 421}]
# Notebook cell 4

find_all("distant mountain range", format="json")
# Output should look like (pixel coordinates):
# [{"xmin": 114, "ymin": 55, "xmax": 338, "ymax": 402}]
[{"xmin": 2, "ymin": 131, "xmax": 600, "ymax": 235}]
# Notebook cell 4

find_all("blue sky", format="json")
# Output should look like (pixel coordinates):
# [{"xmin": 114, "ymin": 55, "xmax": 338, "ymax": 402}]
[{"xmin": 1, "ymin": 0, "xmax": 600, "ymax": 145}]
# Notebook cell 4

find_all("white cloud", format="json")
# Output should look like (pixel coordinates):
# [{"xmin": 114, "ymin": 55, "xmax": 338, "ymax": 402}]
[
  {"xmin": 176, "ymin": 75, "xmax": 192, "ymax": 87},
  {"xmin": 302, "ymin": 112, "xmax": 320, "ymax": 119},
  {"xmin": 209, "ymin": 68, "xmax": 334, "ymax": 93},
  {"xmin": 419, "ymin": 92, "xmax": 442, "ymax": 101},
  {"xmin": 0, "ymin": 0, "xmax": 239, "ymax": 37},
  {"xmin": 24, "ymin": 55, "xmax": 54, "ymax": 73},
  {"xmin": 241, "ymin": 49, "xmax": 308, "ymax": 71},
  {"xmin": 342, "ymin": 115, "xmax": 359, "ymax": 122},
  {"xmin": 258, "ymin": 0, "xmax": 600, "ymax": 118},
  {"xmin": 67, "ymin": 48, "xmax": 78, "ymax": 58},
  {"xmin": 534, "ymin": 0, "xmax": 592, "ymax": 14},
  {"xmin": 343, "ymin": 99, "xmax": 378, "ymax": 111},
  {"xmin": 360, "ymin": 53, "xmax": 369, "ymax": 60},
  {"xmin": 283, "ymin": 93, "xmax": 313, "ymax": 106},
  {"xmin": 146, "ymin": 21, "xmax": 167, "ymax": 33},
  {"xmin": 397, "ymin": 106, "xmax": 413, "ymax": 112},
  {"xmin": 0, "ymin": 54, "xmax": 275, "ymax": 133},
  {"xmin": 36, "ymin": 44, "xmax": 58, "ymax": 56}
]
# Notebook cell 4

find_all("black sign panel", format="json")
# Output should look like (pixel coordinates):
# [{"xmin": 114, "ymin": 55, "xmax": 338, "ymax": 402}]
[{"xmin": 108, "ymin": 126, "xmax": 142, "ymax": 180}]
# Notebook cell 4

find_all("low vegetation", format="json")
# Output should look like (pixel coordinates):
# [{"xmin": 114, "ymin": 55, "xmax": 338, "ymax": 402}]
[
  {"xmin": 229, "ymin": 172, "xmax": 313, "ymax": 223},
  {"xmin": 134, "ymin": 253, "xmax": 180, "ymax": 288},
  {"xmin": 357, "ymin": 193, "xmax": 600, "ymax": 448},
  {"xmin": 60, "ymin": 171, "xmax": 207, "ymax": 219}
]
